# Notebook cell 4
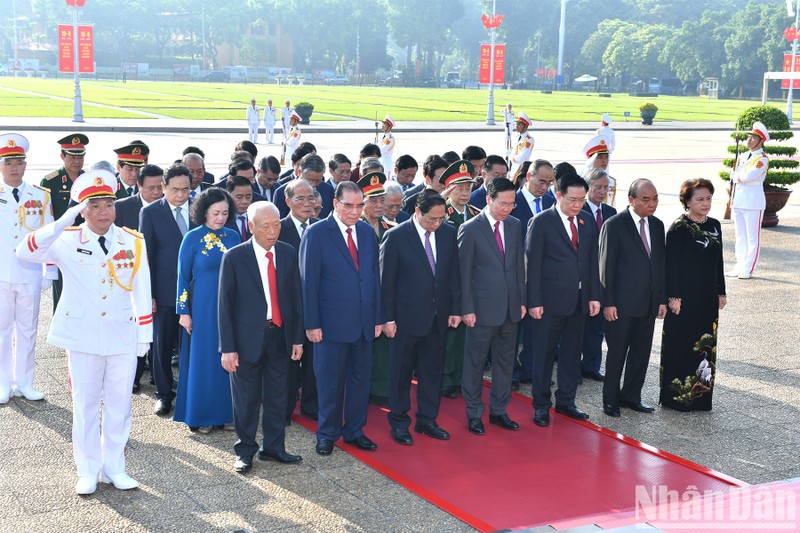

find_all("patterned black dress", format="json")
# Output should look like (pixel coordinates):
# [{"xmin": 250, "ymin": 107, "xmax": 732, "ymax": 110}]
[{"xmin": 659, "ymin": 215, "xmax": 726, "ymax": 411}]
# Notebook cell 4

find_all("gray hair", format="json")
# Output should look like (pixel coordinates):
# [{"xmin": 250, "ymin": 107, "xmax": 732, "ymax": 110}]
[
  {"xmin": 91, "ymin": 160, "xmax": 116, "ymax": 174},
  {"xmin": 285, "ymin": 179, "xmax": 314, "ymax": 199},
  {"xmin": 360, "ymin": 156, "xmax": 384, "ymax": 175},
  {"xmin": 584, "ymin": 168, "xmax": 608, "ymax": 187},
  {"xmin": 384, "ymin": 181, "xmax": 403, "ymax": 197},
  {"xmin": 247, "ymin": 201, "xmax": 280, "ymax": 221},
  {"xmin": 182, "ymin": 153, "xmax": 204, "ymax": 167},
  {"xmin": 312, "ymin": 188, "xmax": 322, "ymax": 201}
]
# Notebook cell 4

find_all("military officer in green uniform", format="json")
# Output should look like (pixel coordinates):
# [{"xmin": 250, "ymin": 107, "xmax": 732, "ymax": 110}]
[
  {"xmin": 440, "ymin": 160, "xmax": 480, "ymax": 399},
  {"xmin": 40, "ymin": 134, "xmax": 89, "ymax": 311},
  {"xmin": 114, "ymin": 142, "xmax": 150, "ymax": 199},
  {"xmin": 355, "ymin": 171, "xmax": 396, "ymax": 407}
]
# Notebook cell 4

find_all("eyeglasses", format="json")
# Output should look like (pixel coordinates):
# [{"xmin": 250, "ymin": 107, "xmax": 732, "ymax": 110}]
[
  {"xmin": 493, "ymin": 201, "xmax": 516, "ymax": 209},
  {"xmin": 563, "ymin": 197, "xmax": 586, "ymax": 205},
  {"xmin": 339, "ymin": 202, "xmax": 365, "ymax": 211},
  {"xmin": 290, "ymin": 195, "xmax": 314, "ymax": 203},
  {"xmin": 422, "ymin": 215, "xmax": 447, "ymax": 225},
  {"xmin": 590, "ymin": 185, "xmax": 609, "ymax": 191}
]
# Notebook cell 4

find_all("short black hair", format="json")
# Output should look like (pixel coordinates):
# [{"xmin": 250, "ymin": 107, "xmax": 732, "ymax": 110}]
[
  {"xmin": 291, "ymin": 146, "xmax": 311, "ymax": 165},
  {"xmin": 182, "ymin": 146, "xmax": 205, "ymax": 159},
  {"xmin": 329, "ymin": 153, "xmax": 351, "ymax": 172},
  {"xmin": 235, "ymin": 140, "xmax": 258, "ymax": 159},
  {"xmin": 557, "ymin": 173, "xmax": 588, "ymax": 195},
  {"xmin": 462, "ymin": 145, "xmax": 486, "ymax": 161},
  {"xmin": 483, "ymin": 155, "xmax": 507, "ymax": 172},
  {"xmin": 138, "ymin": 164, "xmax": 164, "ymax": 185},
  {"xmin": 164, "ymin": 163, "xmax": 191, "ymax": 185},
  {"xmin": 416, "ymin": 189, "xmax": 446, "ymax": 213},
  {"xmin": 299, "ymin": 142, "xmax": 316, "ymax": 154},
  {"xmin": 487, "ymin": 177, "xmax": 516, "ymax": 198},
  {"xmin": 442, "ymin": 151, "xmax": 459, "ymax": 165},
  {"xmin": 300, "ymin": 154, "xmax": 325, "ymax": 174},
  {"xmin": 359, "ymin": 143, "xmax": 381, "ymax": 158},
  {"xmin": 335, "ymin": 180, "xmax": 362, "ymax": 200},
  {"xmin": 190, "ymin": 187, "xmax": 235, "ymax": 226},
  {"xmin": 230, "ymin": 150, "xmax": 253, "ymax": 162},
  {"xmin": 226, "ymin": 175, "xmax": 253, "ymax": 193},
  {"xmin": 629, "ymin": 178, "xmax": 655, "ymax": 199},
  {"xmin": 532, "ymin": 159, "xmax": 553, "ymax": 175},
  {"xmin": 395, "ymin": 154, "xmax": 418, "ymax": 171},
  {"xmin": 423, "ymin": 155, "xmax": 448, "ymax": 180},
  {"xmin": 258, "ymin": 155, "xmax": 281, "ymax": 174},
  {"xmin": 229, "ymin": 159, "xmax": 255, "ymax": 176}
]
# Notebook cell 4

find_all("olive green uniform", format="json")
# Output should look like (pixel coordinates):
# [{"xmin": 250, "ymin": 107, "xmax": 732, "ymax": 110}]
[{"xmin": 366, "ymin": 216, "xmax": 396, "ymax": 403}]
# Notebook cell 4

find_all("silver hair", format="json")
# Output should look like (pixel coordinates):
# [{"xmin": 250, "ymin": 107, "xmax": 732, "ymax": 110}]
[
  {"xmin": 584, "ymin": 168, "xmax": 609, "ymax": 187},
  {"xmin": 247, "ymin": 201, "xmax": 280, "ymax": 221},
  {"xmin": 90, "ymin": 160, "xmax": 116, "ymax": 174},
  {"xmin": 285, "ymin": 179, "xmax": 314, "ymax": 199},
  {"xmin": 182, "ymin": 153, "xmax": 204, "ymax": 166},
  {"xmin": 384, "ymin": 181, "xmax": 403, "ymax": 197},
  {"xmin": 360, "ymin": 157, "xmax": 384, "ymax": 175}
]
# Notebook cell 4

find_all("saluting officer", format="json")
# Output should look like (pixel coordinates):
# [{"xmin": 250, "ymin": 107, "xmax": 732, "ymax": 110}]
[
  {"xmin": 379, "ymin": 115, "xmax": 396, "ymax": 179},
  {"xmin": 508, "ymin": 112, "xmax": 534, "ymax": 176},
  {"xmin": 0, "ymin": 134, "xmax": 55, "ymax": 404},
  {"xmin": 114, "ymin": 142, "xmax": 150, "ymax": 199},
  {"xmin": 17, "ymin": 169, "xmax": 152, "ymax": 496}
]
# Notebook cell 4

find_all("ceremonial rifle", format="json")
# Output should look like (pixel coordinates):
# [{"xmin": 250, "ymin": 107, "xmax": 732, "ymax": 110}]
[
  {"xmin": 724, "ymin": 119, "xmax": 741, "ymax": 220},
  {"xmin": 280, "ymin": 139, "xmax": 286, "ymax": 166},
  {"xmin": 374, "ymin": 111, "xmax": 379, "ymax": 144}
]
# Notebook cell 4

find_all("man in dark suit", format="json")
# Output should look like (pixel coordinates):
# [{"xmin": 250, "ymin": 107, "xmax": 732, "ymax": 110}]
[
  {"xmin": 273, "ymin": 154, "xmax": 333, "ymax": 219},
  {"xmin": 458, "ymin": 177, "xmax": 526, "ymax": 435},
  {"xmin": 392, "ymin": 154, "xmax": 418, "ymax": 192},
  {"xmin": 381, "ymin": 189, "xmax": 461, "ymax": 445},
  {"xmin": 181, "ymin": 146, "xmax": 215, "ymax": 184},
  {"xmin": 527, "ymin": 164, "xmax": 601, "ymax": 427},
  {"xmin": 114, "ymin": 143, "xmax": 149, "ymax": 199},
  {"xmin": 225, "ymin": 176, "xmax": 266, "ymax": 242},
  {"xmin": 580, "ymin": 168, "xmax": 618, "ymax": 382},
  {"xmin": 214, "ymin": 159, "xmax": 257, "ymax": 193},
  {"xmin": 219, "ymin": 202, "xmax": 304, "ymax": 473},
  {"xmin": 139, "ymin": 163, "xmax": 194, "ymax": 416},
  {"xmin": 182, "ymin": 153, "xmax": 212, "ymax": 200},
  {"xmin": 400, "ymin": 155, "xmax": 447, "ymax": 215},
  {"xmin": 600, "ymin": 178, "xmax": 666, "ymax": 417},
  {"xmin": 468, "ymin": 155, "xmax": 508, "ymax": 210},
  {"xmin": 510, "ymin": 159, "xmax": 556, "ymax": 389},
  {"xmin": 255, "ymin": 155, "xmax": 281, "ymax": 201},
  {"xmin": 300, "ymin": 181, "xmax": 384, "ymax": 456},
  {"xmin": 278, "ymin": 180, "xmax": 319, "ymax": 422},
  {"xmin": 276, "ymin": 146, "xmax": 310, "ymax": 185},
  {"xmin": 383, "ymin": 182, "xmax": 411, "ymax": 224}
]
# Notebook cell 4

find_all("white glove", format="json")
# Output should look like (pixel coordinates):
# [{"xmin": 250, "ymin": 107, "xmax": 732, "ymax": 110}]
[
  {"xmin": 55, "ymin": 199, "xmax": 89, "ymax": 232},
  {"xmin": 137, "ymin": 343, "xmax": 150, "ymax": 358}
]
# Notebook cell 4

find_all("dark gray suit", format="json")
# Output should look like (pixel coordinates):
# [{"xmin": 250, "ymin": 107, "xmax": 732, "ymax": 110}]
[
  {"xmin": 599, "ymin": 208, "xmax": 666, "ymax": 406},
  {"xmin": 114, "ymin": 194, "xmax": 144, "ymax": 231},
  {"xmin": 457, "ymin": 212, "xmax": 525, "ymax": 419}
]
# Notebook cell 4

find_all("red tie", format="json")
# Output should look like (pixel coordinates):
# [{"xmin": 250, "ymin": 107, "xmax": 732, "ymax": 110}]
[
  {"xmin": 493, "ymin": 221, "xmax": 505, "ymax": 261},
  {"xmin": 239, "ymin": 216, "xmax": 247, "ymax": 239},
  {"xmin": 266, "ymin": 251, "xmax": 282, "ymax": 327},
  {"xmin": 595, "ymin": 207, "xmax": 603, "ymax": 231},
  {"xmin": 568, "ymin": 216, "xmax": 579, "ymax": 253},
  {"xmin": 346, "ymin": 227, "xmax": 359, "ymax": 270}
]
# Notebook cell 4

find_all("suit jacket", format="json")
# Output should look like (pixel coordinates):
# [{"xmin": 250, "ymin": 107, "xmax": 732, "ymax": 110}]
[
  {"xmin": 226, "ymin": 213, "xmax": 252, "ymax": 242},
  {"xmin": 274, "ymin": 180, "xmax": 333, "ymax": 219},
  {"xmin": 114, "ymin": 194, "xmax": 144, "ymax": 231},
  {"xmin": 140, "ymin": 198, "xmax": 196, "ymax": 306},
  {"xmin": 400, "ymin": 183, "xmax": 425, "ymax": 215},
  {"xmin": 526, "ymin": 206, "xmax": 601, "ymax": 316},
  {"xmin": 278, "ymin": 215, "xmax": 318, "ymax": 251},
  {"xmin": 300, "ymin": 214, "xmax": 384, "ymax": 343},
  {"xmin": 218, "ymin": 240, "xmax": 303, "ymax": 360},
  {"xmin": 599, "ymin": 208, "xmax": 666, "ymax": 317},
  {"xmin": 202, "ymin": 171, "xmax": 215, "ymax": 185},
  {"xmin": 581, "ymin": 201, "xmax": 617, "ymax": 230},
  {"xmin": 511, "ymin": 189, "xmax": 556, "ymax": 244},
  {"xmin": 389, "ymin": 210, "xmax": 411, "ymax": 224},
  {"xmin": 380, "ymin": 219, "xmax": 461, "ymax": 336},
  {"xmin": 213, "ymin": 177, "xmax": 261, "ymax": 198},
  {"xmin": 457, "ymin": 213, "xmax": 525, "ymax": 327},
  {"xmin": 469, "ymin": 185, "xmax": 488, "ymax": 210}
]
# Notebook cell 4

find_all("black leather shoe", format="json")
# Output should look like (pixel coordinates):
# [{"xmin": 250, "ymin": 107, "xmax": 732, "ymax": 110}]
[
  {"xmin": 171, "ymin": 354, "xmax": 180, "ymax": 367},
  {"xmin": 301, "ymin": 411, "xmax": 318, "ymax": 421},
  {"xmin": 258, "ymin": 450, "xmax": 302, "ymax": 464},
  {"xmin": 620, "ymin": 400, "xmax": 655, "ymax": 413},
  {"xmin": 233, "ymin": 457, "xmax": 252, "ymax": 473},
  {"xmin": 555, "ymin": 404, "xmax": 590, "ymax": 420},
  {"xmin": 489, "ymin": 413, "xmax": 520, "ymax": 431},
  {"xmin": 581, "ymin": 370, "xmax": 606, "ymax": 382},
  {"xmin": 519, "ymin": 377, "xmax": 533, "ymax": 384},
  {"xmin": 369, "ymin": 395, "xmax": 389, "ymax": 408},
  {"xmin": 467, "ymin": 418, "xmax": 485, "ymax": 435},
  {"xmin": 391, "ymin": 428, "xmax": 414, "ymax": 445},
  {"xmin": 315, "ymin": 439, "xmax": 334, "ymax": 456},
  {"xmin": 414, "ymin": 423, "xmax": 450, "ymax": 440},
  {"xmin": 511, "ymin": 379, "xmax": 520, "ymax": 391},
  {"xmin": 441, "ymin": 387, "xmax": 458, "ymax": 399},
  {"xmin": 603, "ymin": 403, "xmax": 621, "ymax": 417},
  {"xmin": 533, "ymin": 408, "xmax": 550, "ymax": 427},
  {"xmin": 344, "ymin": 435, "xmax": 378, "ymax": 451},
  {"xmin": 132, "ymin": 383, "xmax": 141, "ymax": 394},
  {"xmin": 154, "ymin": 399, "xmax": 172, "ymax": 416}
]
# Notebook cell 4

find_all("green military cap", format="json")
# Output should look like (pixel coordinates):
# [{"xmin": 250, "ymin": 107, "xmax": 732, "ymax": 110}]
[
  {"xmin": 57, "ymin": 133, "xmax": 89, "ymax": 155},
  {"xmin": 438, "ymin": 159, "xmax": 474, "ymax": 188},
  {"xmin": 356, "ymin": 171, "xmax": 387, "ymax": 197},
  {"xmin": 114, "ymin": 142, "xmax": 149, "ymax": 167}
]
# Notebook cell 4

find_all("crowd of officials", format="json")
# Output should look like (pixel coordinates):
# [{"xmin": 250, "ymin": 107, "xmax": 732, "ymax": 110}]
[{"xmin": 0, "ymin": 114, "xmax": 769, "ymax": 494}]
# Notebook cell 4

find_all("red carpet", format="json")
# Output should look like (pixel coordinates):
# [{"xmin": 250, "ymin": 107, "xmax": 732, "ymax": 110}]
[{"xmin": 293, "ymin": 383, "xmax": 746, "ymax": 531}]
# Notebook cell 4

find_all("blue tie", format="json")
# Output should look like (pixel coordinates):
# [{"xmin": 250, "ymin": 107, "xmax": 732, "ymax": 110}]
[
  {"xmin": 190, "ymin": 190, "xmax": 197, "ymax": 199},
  {"xmin": 534, "ymin": 197, "xmax": 541, "ymax": 214}
]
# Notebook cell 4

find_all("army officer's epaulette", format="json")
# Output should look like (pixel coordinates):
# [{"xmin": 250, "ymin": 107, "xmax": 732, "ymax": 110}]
[
  {"xmin": 43, "ymin": 170, "xmax": 60, "ymax": 180},
  {"xmin": 65, "ymin": 226, "xmax": 80, "ymax": 231},
  {"xmin": 31, "ymin": 183, "xmax": 50, "ymax": 194},
  {"xmin": 466, "ymin": 204, "xmax": 481, "ymax": 216},
  {"xmin": 123, "ymin": 227, "xmax": 144, "ymax": 239},
  {"xmin": 381, "ymin": 219, "xmax": 397, "ymax": 229}
]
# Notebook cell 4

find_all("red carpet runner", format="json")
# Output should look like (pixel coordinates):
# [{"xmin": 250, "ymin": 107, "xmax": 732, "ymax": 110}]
[{"xmin": 293, "ymin": 384, "xmax": 745, "ymax": 531}]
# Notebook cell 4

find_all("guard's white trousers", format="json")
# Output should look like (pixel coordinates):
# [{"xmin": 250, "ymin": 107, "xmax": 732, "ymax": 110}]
[
  {"xmin": 732, "ymin": 208, "xmax": 763, "ymax": 276},
  {"xmin": 68, "ymin": 350, "xmax": 136, "ymax": 478},
  {"xmin": 0, "ymin": 280, "xmax": 41, "ymax": 391},
  {"xmin": 265, "ymin": 123, "xmax": 275, "ymax": 144},
  {"xmin": 248, "ymin": 123, "xmax": 259, "ymax": 144}
]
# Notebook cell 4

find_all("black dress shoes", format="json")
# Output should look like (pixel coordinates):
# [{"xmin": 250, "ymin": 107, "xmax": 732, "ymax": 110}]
[
  {"xmin": 301, "ymin": 411, "xmax": 318, "ymax": 421},
  {"xmin": 315, "ymin": 439, "xmax": 334, "ymax": 456},
  {"xmin": 414, "ymin": 423, "xmax": 451, "ymax": 440},
  {"xmin": 620, "ymin": 400, "xmax": 655, "ymax": 413},
  {"xmin": 391, "ymin": 428, "xmax": 414, "ymax": 446},
  {"xmin": 344, "ymin": 435, "xmax": 378, "ymax": 451},
  {"xmin": 441, "ymin": 387, "xmax": 458, "ymax": 399},
  {"xmin": 467, "ymin": 418, "xmax": 485, "ymax": 435},
  {"xmin": 603, "ymin": 403, "xmax": 621, "ymax": 417},
  {"xmin": 171, "ymin": 354, "xmax": 180, "ymax": 367},
  {"xmin": 581, "ymin": 370, "xmax": 605, "ymax": 382},
  {"xmin": 132, "ymin": 383, "xmax": 141, "ymax": 394},
  {"xmin": 489, "ymin": 414, "xmax": 520, "ymax": 431},
  {"xmin": 510, "ymin": 379, "xmax": 520, "ymax": 391},
  {"xmin": 153, "ymin": 399, "xmax": 172, "ymax": 416},
  {"xmin": 555, "ymin": 404, "xmax": 590, "ymax": 420},
  {"xmin": 234, "ymin": 457, "xmax": 252, "ymax": 474},
  {"xmin": 533, "ymin": 408, "xmax": 550, "ymax": 427},
  {"xmin": 258, "ymin": 450, "xmax": 302, "ymax": 464}
]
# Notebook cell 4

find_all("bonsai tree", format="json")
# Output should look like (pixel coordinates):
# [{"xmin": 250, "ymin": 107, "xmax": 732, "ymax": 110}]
[
  {"xmin": 720, "ymin": 105, "xmax": 799, "ymax": 190},
  {"xmin": 294, "ymin": 102, "xmax": 314, "ymax": 125}
]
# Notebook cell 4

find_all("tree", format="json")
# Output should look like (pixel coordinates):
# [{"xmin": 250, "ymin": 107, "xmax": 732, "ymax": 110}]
[
  {"xmin": 660, "ymin": 10, "xmax": 730, "ymax": 83},
  {"xmin": 603, "ymin": 24, "xmax": 671, "ymax": 81},
  {"xmin": 577, "ymin": 19, "xmax": 636, "ymax": 80}
]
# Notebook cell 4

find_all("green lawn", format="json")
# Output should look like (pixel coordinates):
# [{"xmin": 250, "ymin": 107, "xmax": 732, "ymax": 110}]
[{"xmin": 0, "ymin": 76, "xmax": 760, "ymax": 122}]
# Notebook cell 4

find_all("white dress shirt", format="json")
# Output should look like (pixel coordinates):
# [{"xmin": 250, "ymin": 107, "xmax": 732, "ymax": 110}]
[
  {"xmin": 555, "ymin": 203, "xmax": 578, "ymax": 244},
  {"xmin": 484, "ymin": 210, "xmax": 505, "ymax": 250},
  {"xmin": 290, "ymin": 214, "xmax": 309, "ymax": 239},
  {"xmin": 412, "ymin": 214, "xmax": 436, "ymax": 262},
  {"xmin": 169, "ymin": 201, "xmax": 190, "ymax": 228},
  {"xmin": 251, "ymin": 238, "xmax": 276, "ymax": 321},
  {"xmin": 333, "ymin": 212, "xmax": 357, "ymax": 249},
  {"xmin": 520, "ymin": 186, "xmax": 545, "ymax": 214}
]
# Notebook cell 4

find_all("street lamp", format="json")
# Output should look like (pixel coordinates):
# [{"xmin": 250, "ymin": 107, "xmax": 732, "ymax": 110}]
[
  {"xmin": 482, "ymin": 0, "xmax": 503, "ymax": 126},
  {"xmin": 65, "ymin": 0, "xmax": 86, "ymax": 123},
  {"xmin": 557, "ymin": 0, "xmax": 566, "ymax": 89}
]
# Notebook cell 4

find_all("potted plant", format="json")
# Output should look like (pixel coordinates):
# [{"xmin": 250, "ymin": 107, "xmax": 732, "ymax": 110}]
[
  {"xmin": 720, "ymin": 105, "xmax": 799, "ymax": 227},
  {"xmin": 294, "ymin": 102, "xmax": 314, "ymax": 124},
  {"xmin": 639, "ymin": 102, "xmax": 658, "ymax": 125}
]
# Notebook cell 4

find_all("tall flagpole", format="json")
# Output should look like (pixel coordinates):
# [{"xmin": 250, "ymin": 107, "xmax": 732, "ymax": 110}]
[
  {"xmin": 71, "ymin": 1, "xmax": 84, "ymax": 123},
  {"xmin": 787, "ymin": 0, "xmax": 800, "ymax": 122},
  {"xmin": 485, "ymin": 0, "xmax": 496, "ymax": 126}
]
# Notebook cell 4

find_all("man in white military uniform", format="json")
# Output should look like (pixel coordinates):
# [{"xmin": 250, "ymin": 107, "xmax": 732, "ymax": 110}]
[
  {"xmin": 281, "ymin": 100, "xmax": 293, "ymax": 140},
  {"xmin": 17, "ymin": 169, "xmax": 152, "ymax": 496},
  {"xmin": 284, "ymin": 110, "xmax": 302, "ymax": 167},
  {"xmin": 0, "ymin": 133, "xmax": 55, "ymax": 404},
  {"xmin": 582, "ymin": 134, "xmax": 617, "ymax": 208},
  {"xmin": 264, "ymin": 98, "xmax": 277, "ymax": 144},
  {"xmin": 379, "ymin": 115, "xmax": 396, "ymax": 179},
  {"xmin": 508, "ymin": 112, "xmax": 534, "ymax": 176},
  {"xmin": 597, "ymin": 113, "xmax": 616, "ymax": 152},
  {"xmin": 246, "ymin": 98, "xmax": 261, "ymax": 144},
  {"xmin": 727, "ymin": 121, "xmax": 769, "ymax": 280},
  {"xmin": 502, "ymin": 103, "xmax": 514, "ymax": 157}
]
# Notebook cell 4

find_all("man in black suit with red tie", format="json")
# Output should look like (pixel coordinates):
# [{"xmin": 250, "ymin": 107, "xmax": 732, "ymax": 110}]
[
  {"xmin": 526, "ymin": 164, "xmax": 601, "ymax": 427},
  {"xmin": 599, "ymin": 178, "xmax": 666, "ymax": 417},
  {"xmin": 225, "ymin": 176, "xmax": 266, "ymax": 241},
  {"xmin": 380, "ymin": 188, "xmax": 461, "ymax": 445},
  {"xmin": 219, "ymin": 202, "xmax": 304, "ymax": 473}
]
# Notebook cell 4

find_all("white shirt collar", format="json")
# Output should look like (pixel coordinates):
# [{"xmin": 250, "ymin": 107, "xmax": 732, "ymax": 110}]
[{"xmin": 628, "ymin": 207, "xmax": 648, "ymax": 228}]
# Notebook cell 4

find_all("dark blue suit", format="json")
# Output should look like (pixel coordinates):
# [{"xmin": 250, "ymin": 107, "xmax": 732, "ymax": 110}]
[
  {"xmin": 393, "ymin": 209, "xmax": 411, "ymax": 223},
  {"xmin": 469, "ymin": 185, "xmax": 488, "ymax": 210},
  {"xmin": 274, "ymin": 180, "xmax": 333, "ymax": 219},
  {"xmin": 140, "ymin": 199, "xmax": 196, "ymax": 402},
  {"xmin": 380, "ymin": 219, "xmax": 461, "ymax": 430},
  {"xmin": 300, "ymin": 214, "xmax": 384, "ymax": 442},
  {"xmin": 400, "ymin": 183, "xmax": 425, "ymax": 214}
]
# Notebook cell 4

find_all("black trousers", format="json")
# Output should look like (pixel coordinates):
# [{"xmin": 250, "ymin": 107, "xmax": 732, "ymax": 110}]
[
  {"xmin": 602, "ymin": 313, "xmax": 657, "ymax": 406},
  {"xmin": 387, "ymin": 320, "xmax": 446, "ymax": 430},
  {"xmin": 152, "ymin": 305, "xmax": 179, "ymax": 401},
  {"xmin": 285, "ymin": 339, "xmax": 317, "ymax": 419},
  {"xmin": 232, "ymin": 325, "xmax": 289, "ymax": 459}
]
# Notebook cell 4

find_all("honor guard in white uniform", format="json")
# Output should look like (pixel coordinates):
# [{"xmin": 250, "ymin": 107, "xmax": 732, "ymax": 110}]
[
  {"xmin": 508, "ymin": 112, "xmax": 534, "ymax": 176},
  {"xmin": 246, "ymin": 98, "xmax": 261, "ymax": 144},
  {"xmin": 597, "ymin": 113, "xmax": 616, "ymax": 152},
  {"xmin": 582, "ymin": 134, "xmax": 617, "ymax": 208},
  {"xmin": 17, "ymin": 169, "xmax": 152, "ymax": 495},
  {"xmin": 0, "ymin": 133, "xmax": 55, "ymax": 404},
  {"xmin": 727, "ymin": 121, "xmax": 769, "ymax": 280},
  {"xmin": 264, "ymin": 98, "xmax": 277, "ymax": 144},
  {"xmin": 502, "ymin": 103, "xmax": 515, "ymax": 156},
  {"xmin": 281, "ymin": 100, "xmax": 293, "ymax": 140},
  {"xmin": 284, "ymin": 110, "xmax": 302, "ymax": 166},
  {"xmin": 379, "ymin": 115, "xmax": 396, "ymax": 179}
]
